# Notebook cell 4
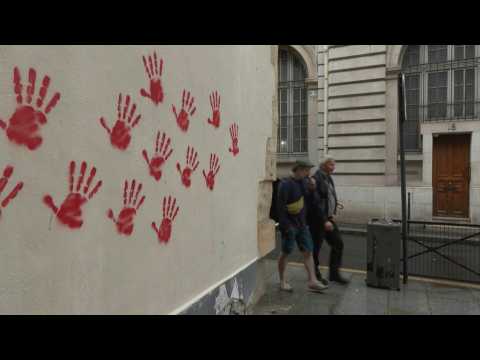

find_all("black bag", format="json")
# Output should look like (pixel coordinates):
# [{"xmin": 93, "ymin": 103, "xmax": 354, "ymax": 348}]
[{"xmin": 269, "ymin": 179, "xmax": 281, "ymax": 223}]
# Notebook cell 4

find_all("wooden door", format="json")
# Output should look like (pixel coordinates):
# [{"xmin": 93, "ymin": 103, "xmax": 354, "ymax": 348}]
[{"xmin": 433, "ymin": 134, "xmax": 470, "ymax": 218}]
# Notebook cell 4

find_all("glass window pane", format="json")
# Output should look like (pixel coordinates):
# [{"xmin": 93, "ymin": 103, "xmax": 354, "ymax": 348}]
[
  {"xmin": 454, "ymin": 70, "xmax": 464, "ymax": 117},
  {"xmin": 466, "ymin": 68, "xmax": 475, "ymax": 86},
  {"xmin": 466, "ymin": 45, "xmax": 475, "ymax": 59},
  {"xmin": 293, "ymin": 88, "xmax": 300, "ymax": 102},
  {"xmin": 428, "ymin": 71, "xmax": 447, "ymax": 119},
  {"xmin": 301, "ymin": 116, "xmax": 307, "ymax": 128},
  {"xmin": 404, "ymin": 45, "xmax": 420, "ymax": 67},
  {"xmin": 428, "ymin": 45, "xmax": 447, "ymax": 64},
  {"xmin": 454, "ymin": 45, "xmax": 465, "ymax": 60},
  {"xmin": 277, "ymin": 48, "xmax": 307, "ymax": 154},
  {"xmin": 293, "ymin": 140, "xmax": 301, "ymax": 153},
  {"xmin": 466, "ymin": 68, "xmax": 475, "ymax": 117}
]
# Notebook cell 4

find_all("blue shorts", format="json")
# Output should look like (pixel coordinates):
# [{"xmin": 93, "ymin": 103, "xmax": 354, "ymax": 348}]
[{"xmin": 281, "ymin": 226, "xmax": 314, "ymax": 255}]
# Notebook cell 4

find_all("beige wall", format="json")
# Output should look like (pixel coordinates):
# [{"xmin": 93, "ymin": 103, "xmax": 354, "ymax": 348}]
[{"xmin": 0, "ymin": 45, "xmax": 276, "ymax": 314}]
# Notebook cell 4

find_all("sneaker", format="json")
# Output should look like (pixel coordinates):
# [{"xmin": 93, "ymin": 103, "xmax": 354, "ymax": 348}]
[
  {"xmin": 280, "ymin": 281, "xmax": 293, "ymax": 292},
  {"xmin": 308, "ymin": 281, "xmax": 328, "ymax": 293},
  {"xmin": 315, "ymin": 269, "xmax": 329, "ymax": 287},
  {"xmin": 329, "ymin": 272, "xmax": 350, "ymax": 285}
]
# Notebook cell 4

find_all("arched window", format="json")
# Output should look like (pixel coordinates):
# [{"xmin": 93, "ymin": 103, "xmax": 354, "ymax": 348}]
[
  {"xmin": 402, "ymin": 45, "xmax": 478, "ymax": 151},
  {"xmin": 278, "ymin": 48, "xmax": 308, "ymax": 154}
]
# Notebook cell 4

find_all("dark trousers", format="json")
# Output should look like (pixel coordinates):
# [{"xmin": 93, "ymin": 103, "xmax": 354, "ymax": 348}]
[{"xmin": 309, "ymin": 219, "xmax": 344, "ymax": 275}]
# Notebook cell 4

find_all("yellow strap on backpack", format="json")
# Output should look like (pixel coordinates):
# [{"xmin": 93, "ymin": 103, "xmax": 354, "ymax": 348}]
[{"xmin": 286, "ymin": 197, "xmax": 304, "ymax": 215}]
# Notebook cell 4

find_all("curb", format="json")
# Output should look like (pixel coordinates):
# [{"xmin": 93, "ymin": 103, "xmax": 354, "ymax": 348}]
[{"xmin": 338, "ymin": 225, "xmax": 367, "ymax": 236}]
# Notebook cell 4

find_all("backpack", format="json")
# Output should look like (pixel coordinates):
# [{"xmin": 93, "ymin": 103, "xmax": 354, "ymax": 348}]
[{"xmin": 269, "ymin": 179, "xmax": 281, "ymax": 223}]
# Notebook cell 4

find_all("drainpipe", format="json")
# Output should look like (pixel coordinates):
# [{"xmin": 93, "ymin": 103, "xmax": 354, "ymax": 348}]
[{"xmin": 323, "ymin": 45, "xmax": 329, "ymax": 156}]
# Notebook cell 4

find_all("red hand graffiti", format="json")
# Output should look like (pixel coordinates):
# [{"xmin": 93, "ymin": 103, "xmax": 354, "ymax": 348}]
[
  {"xmin": 228, "ymin": 123, "xmax": 239, "ymax": 156},
  {"xmin": 151, "ymin": 195, "xmax": 179, "ymax": 244},
  {"xmin": 142, "ymin": 131, "xmax": 173, "ymax": 181},
  {"xmin": 107, "ymin": 179, "xmax": 145, "ymax": 236},
  {"xmin": 0, "ymin": 67, "xmax": 60, "ymax": 150},
  {"xmin": 0, "ymin": 165, "xmax": 24, "ymax": 220},
  {"xmin": 43, "ymin": 161, "xmax": 103, "ymax": 229},
  {"xmin": 202, "ymin": 153, "xmax": 220, "ymax": 191},
  {"xmin": 172, "ymin": 89, "xmax": 196, "ymax": 132},
  {"xmin": 99, "ymin": 93, "xmax": 141, "ymax": 151},
  {"xmin": 176, "ymin": 145, "xmax": 199, "ymax": 188},
  {"xmin": 207, "ymin": 90, "xmax": 221, "ymax": 128},
  {"xmin": 140, "ymin": 51, "xmax": 164, "ymax": 106}
]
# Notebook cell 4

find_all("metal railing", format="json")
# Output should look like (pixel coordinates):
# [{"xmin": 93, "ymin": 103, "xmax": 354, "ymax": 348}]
[{"xmin": 398, "ymin": 220, "xmax": 480, "ymax": 284}]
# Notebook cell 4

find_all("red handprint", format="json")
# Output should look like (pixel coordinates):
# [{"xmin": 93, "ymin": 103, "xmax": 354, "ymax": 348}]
[
  {"xmin": 99, "ymin": 93, "xmax": 141, "ymax": 151},
  {"xmin": 228, "ymin": 123, "xmax": 239, "ymax": 156},
  {"xmin": 151, "ymin": 195, "xmax": 179, "ymax": 244},
  {"xmin": 142, "ymin": 130, "xmax": 173, "ymax": 181},
  {"xmin": 43, "ymin": 161, "xmax": 103, "ymax": 229},
  {"xmin": 0, "ymin": 67, "xmax": 60, "ymax": 150},
  {"xmin": 107, "ymin": 179, "xmax": 145, "ymax": 236},
  {"xmin": 202, "ymin": 153, "xmax": 220, "ymax": 191},
  {"xmin": 140, "ymin": 51, "xmax": 164, "ymax": 106},
  {"xmin": 176, "ymin": 145, "xmax": 199, "ymax": 188},
  {"xmin": 207, "ymin": 90, "xmax": 221, "ymax": 128},
  {"xmin": 0, "ymin": 165, "xmax": 24, "ymax": 220},
  {"xmin": 172, "ymin": 89, "xmax": 196, "ymax": 132}
]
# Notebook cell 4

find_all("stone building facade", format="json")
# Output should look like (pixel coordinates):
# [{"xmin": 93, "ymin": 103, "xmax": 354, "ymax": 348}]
[{"xmin": 277, "ymin": 45, "xmax": 480, "ymax": 224}]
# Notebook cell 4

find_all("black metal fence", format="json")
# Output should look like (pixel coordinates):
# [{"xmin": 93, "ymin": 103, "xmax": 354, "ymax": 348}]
[{"xmin": 401, "ymin": 220, "xmax": 480, "ymax": 284}]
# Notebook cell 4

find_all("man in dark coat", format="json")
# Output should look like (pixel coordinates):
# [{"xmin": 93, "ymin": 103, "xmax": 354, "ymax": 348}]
[{"xmin": 309, "ymin": 157, "xmax": 350, "ymax": 284}]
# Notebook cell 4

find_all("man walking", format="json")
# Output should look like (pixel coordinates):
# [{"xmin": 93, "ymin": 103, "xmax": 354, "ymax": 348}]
[
  {"xmin": 311, "ymin": 157, "xmax": 350, "ymax": 284},
  {"xmin": 276, "ymin": 161, "xmax": 328, "ymax": 293}
]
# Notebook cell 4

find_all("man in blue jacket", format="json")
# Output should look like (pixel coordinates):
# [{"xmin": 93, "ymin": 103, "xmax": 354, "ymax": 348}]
[{"xmin": 276, "ymin": 161, "xmax": 328, "ymax": 293}]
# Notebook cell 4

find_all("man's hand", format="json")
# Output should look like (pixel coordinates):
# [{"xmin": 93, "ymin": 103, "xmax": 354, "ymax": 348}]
[{"xmin": 324, "ymin": 221, "xmax": 334, "ymax": 232}]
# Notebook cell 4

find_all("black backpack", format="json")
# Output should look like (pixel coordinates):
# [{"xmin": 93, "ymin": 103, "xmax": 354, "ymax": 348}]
[{"xmin": 269, "ymin": 179, "xmax": 281, "ymax": 223}]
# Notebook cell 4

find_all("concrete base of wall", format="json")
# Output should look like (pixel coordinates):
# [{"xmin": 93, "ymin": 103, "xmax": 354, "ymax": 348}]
[{"xmin": 179, "ymin": 259, "xmax": 269, "ymax": 315}]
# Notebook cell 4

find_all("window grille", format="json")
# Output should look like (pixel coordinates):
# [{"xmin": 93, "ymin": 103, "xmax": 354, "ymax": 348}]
[
  {"xmin": 277, "ymin": 48, "xmax": 308, "ymax": 155},
  {"xmin": 401, "ymin": 45, "xmax": 479, "ymax": 151}
]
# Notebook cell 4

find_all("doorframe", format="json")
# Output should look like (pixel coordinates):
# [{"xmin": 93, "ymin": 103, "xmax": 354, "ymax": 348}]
[{"xmin": 432, "ymin": 132, "xmax": 471, "ymax": 219}]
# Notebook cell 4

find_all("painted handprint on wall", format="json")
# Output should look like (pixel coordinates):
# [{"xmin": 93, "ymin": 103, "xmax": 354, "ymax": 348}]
[
  {"xmin": 176, "ymin": 145, "xmax": 199, "ymax": 188},
  {"xmin": 0, "ymin": 67, "xmax": 60, "ymax": 150},
  {"xmin": 107, "ymin": 179, "xmax": 145, "ymax": 236},
  {"xmin": 142, "ymin": 130, "xmax": 173, "ymax": 181},
  {"xmin": 228, "ymin": 123, "xmax": 239, "ymax": 156},
  {"xmin": 0, "ymin": 165, "xmax": 24, "ymax": 220},
  {"xmin": 140, "ymin": 51, "xmax": 164, "ymax": 106},
  {"xmin": 151, "ymin": 195, "xmax": 179, "ymax": 244},
  {"xmin": 172, "ymin": 89, "xmax": 196, "ymax": 132},
  {"xmin": 99, "ymin": 93, "xmax": 141, "ymax": 151},
  {"xmin": 43, "ymin": 161, "xmax": 103, "ymax": 229},
  {"xmin": 207, "ymin": 91, "xmax": 221, "ymax": 128},
  {"xmin": 202, "ymin": 153, "xmax": 220, "ymax": 191}
]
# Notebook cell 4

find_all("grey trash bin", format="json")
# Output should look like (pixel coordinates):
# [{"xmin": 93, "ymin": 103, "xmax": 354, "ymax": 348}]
[{"xmin": 366, "ymin": 219, "xmax": 401, "ymax": 290}]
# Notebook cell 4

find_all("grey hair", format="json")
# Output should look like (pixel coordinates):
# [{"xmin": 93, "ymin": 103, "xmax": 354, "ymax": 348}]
[{"xmin": 320, "ymin": 156, "xmax": 335, "ymax": 166}]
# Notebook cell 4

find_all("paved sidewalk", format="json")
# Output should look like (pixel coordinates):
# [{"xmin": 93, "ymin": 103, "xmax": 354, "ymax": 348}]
[{"xmin": 251, "ymin": 259, "xmax": 480, "ymax": 315}]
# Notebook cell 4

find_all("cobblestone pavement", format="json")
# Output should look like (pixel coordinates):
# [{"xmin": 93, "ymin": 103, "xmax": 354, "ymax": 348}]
[{"xmin": 251, "ymin": 260, "xmax": 480, "ymax": 315}]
